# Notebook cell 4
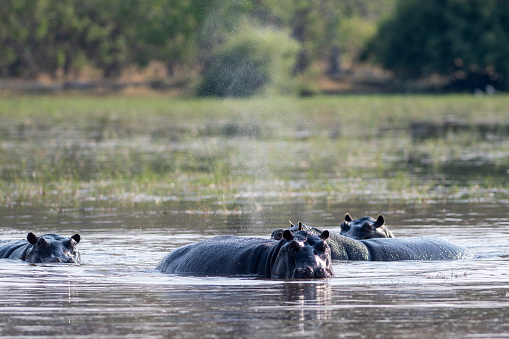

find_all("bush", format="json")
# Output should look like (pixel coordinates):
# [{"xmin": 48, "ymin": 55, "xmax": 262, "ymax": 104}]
[{"xmin": 197, "ymin": 23, "xmax": 299, "ymax": 97}]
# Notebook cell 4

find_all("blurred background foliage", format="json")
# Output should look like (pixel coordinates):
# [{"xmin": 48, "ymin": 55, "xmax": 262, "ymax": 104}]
[
  {"xmin": 1, "ymin": 0, "xmax": 508, "ymax": 96},
  {"xmin": 361, "ymin": 0, "xmax": 509, "ymax": 92},
  {"xmin": 197, "ymin": 21, "xmax": 300, "ymax": 97}
]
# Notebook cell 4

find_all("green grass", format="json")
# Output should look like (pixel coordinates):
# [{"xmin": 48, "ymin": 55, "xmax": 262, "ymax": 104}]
[{"xmin": 1, "ymin": 94, "xmax": 509, "ymax": 208}]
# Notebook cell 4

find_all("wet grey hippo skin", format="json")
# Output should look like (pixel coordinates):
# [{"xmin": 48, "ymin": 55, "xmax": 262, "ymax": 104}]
[
  {"xmin": 272, "ymin": 214, "xmax": 394, "ymax": 241},
  {"xmin": 157, "ymin": 230, "xmax": 333, "ymax": 279},
  {"xmin": 340, "ymin": 213, "xmax": 395, "ymax": 240},
  {"xmin": 272, "ymin": 222, "xmax": 472, "ymax": 261},
  {"xmin": 0, "ymin": 233, "xmax": 81, "ymax": 263}
]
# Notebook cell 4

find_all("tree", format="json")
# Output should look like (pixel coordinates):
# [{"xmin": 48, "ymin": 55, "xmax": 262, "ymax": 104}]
[
  {"xmin": 1, "ymin": 0, "xmax": 69, "ymax": 77},
  {"xmin": 197, "ymin": 21, "xmax": 299, "ymax": 97},
  {"xmin": 0, "ymin": 0, "xmax": 395, "ymax": 85},
  {"xmin": 364, "ymin": 0, "xmax": 509, "ymax": 90},
  {"xmin": 255, "ymin": 0, "xmax": 394, "ymax": 76},
  {"xmin": 0, "ymin": 0, "xmax": 213, "ymax": 79}
]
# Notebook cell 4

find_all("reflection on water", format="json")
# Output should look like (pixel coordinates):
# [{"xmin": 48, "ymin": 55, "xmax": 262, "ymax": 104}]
[{"xmin": 1, "ymin": 202, "xmax": 509, "ymax": 337}]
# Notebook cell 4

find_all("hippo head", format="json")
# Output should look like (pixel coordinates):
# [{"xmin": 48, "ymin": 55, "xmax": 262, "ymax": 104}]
[
  {"xmin": 340, "ymin": 213, "xmax": 394, "ymax": 240},
  {"xmin": 271, "ymin": 221, "xmax": 309, "ymax": 241},
  {"xmin": 24, "ymin": 233, "xmax": 81, "ymax": 263},
  {"xmin": 271, "ymin": 230, "xmax": 332, "ymax": 280}
]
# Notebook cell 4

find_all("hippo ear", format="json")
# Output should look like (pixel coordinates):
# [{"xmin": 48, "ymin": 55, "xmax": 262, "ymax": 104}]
[
  {"xmin": 71, "ymin": 234, "xmax": 81, "ymax": 244},
  {"xmin": 27, "ymin": 232, "xmax": 38, "ymax": 245},
  {"xmin": 345, "ymin": 213, "xmax": 353, "ymax": 222},
  {"xmin": 298, "ymin": 221, "xmax": 303, "ymax": 231},
  {"xmin": 320, "ymin": 230, "xmax": 329, "ymax": 240},
  {"xmin": 272, "ymin": 229, "xmax": 284, "ymax": 241},
  {"xmin": 374, "ymin": 215, "xmax": 385, "ymax": 228},
  {"xmin": 283, "ymin": 230, "xmax": 294, "ymax": 242},
  {"xmin": 288, "ymin": 220, "xmax": 295, "ymax": 227}
]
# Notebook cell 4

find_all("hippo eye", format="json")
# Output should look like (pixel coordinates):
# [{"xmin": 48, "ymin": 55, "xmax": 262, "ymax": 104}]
[
  {"xmin": 341, "ymin": 223, "xmax": 350, "ymax": 232},
  {"xmin": 362, "ymin": 222, "xmax": 374, "ymax": 232},
  {"xmin": 36, "ymin": 238, "xmax": 49, "ymax": 249}
]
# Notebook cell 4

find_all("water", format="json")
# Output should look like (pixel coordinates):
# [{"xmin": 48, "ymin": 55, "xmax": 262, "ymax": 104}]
[
  {"xmin": 1, "ymin": 201, "xmax": 509, "ymax": 338},
  {"xmin": 2, "ymin": 95, "xmax": 509, "ymax": 337}
]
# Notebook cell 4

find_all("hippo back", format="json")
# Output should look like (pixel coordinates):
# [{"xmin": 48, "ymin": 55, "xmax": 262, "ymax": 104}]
[
  {"xmin": 156, "ymin": 235, "xmax": 275, "ymax": 276},
  {"xmin": 322, "ymin": 231, "xmax": 371, "ymax": 260},
  {"xmin": 0, "ymin": 240, "xmax": 28, "ymax": 259},
  {"xmin": 271, "ymin": 224, "xmax": 472, "ymax": 261},
  {"xmin": 360, "ymin": 237, "xmax": 473, "ymax": 261}
]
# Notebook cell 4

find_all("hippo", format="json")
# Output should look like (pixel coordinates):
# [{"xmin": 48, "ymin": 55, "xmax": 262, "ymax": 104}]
[
  {"xmin": 272, "ymin": 222, "xmax": 471, "ymax": 261},
  {"xmin": 156, "ymin": 230, "xmax": 333, "ymax": 279},
  {"xmin": 340, "ymin": 213, "xmax": 395, "ymax": 239},
  {"xmin": 0, "ymin": 232, "xmax": 81, "ymax": 263}
]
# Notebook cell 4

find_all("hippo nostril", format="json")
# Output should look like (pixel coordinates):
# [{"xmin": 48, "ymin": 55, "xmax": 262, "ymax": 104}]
[
  {"xmin": 293, "ymin": 267, "xmax": 314, "ymax": 279},
  {"xmin": 47, "ymin": 257, "xmax": 62, "ymax": 263},
  {"xmin": 314, "ymin": 267, "xmax": 331, "ymax": 279}
]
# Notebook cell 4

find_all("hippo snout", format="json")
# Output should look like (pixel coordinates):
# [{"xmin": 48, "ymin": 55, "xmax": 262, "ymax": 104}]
[
  {"xmin": 46, "ymin": 257, "xmax": 63, "ymax": 263},
  {"xmin": 314, "ymin": 267, "xmax": 332, "ymax": 279},
  {"xmin": 293, "ymin": 266, "xmax": 314, "ymax": 279},
  {"xmin": 62, "ymin": 257, "xmax": 79, "ymax": 263},
  {"xmin": 42, "ymin": 256, "xmax": 78, "ymax": 263},
  {"xmin": 293, "ymin": 266, "xmax": 332, "ymax": 279}
]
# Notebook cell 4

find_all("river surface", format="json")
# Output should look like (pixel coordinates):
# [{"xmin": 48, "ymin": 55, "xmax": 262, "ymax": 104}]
[{"xmin": 1, "ymin": 201, "xmax": 509, "ymax": 338}]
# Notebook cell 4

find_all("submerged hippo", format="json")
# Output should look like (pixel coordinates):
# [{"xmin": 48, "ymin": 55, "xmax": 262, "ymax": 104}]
[
  {"xmin": 340, "ymin": 213, "xmax": 395, "ymax": 239},
  {"xmin": 0, "ymin": 233, "xmax": 81, "ymax": 263},
  {"xmin": 272, "ymin": 222, "xmax": 471, "ymax": 261},
  {"xmin": 157, "ymin": 230, "xmax": 333, "ymax": 279}
]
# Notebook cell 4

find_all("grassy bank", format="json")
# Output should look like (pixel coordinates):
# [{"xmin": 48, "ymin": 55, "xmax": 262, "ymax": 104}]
[{"xmin": 1, "ymin": 94, "xmax": 508, "ymax": 209}]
